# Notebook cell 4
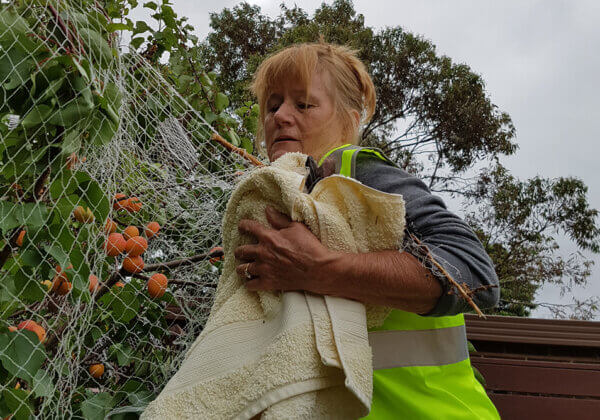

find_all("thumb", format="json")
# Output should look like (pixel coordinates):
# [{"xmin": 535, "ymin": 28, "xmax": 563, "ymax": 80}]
[{"xmin": 265, "ymin": 206, "xmax": 292, "ymax": 230}]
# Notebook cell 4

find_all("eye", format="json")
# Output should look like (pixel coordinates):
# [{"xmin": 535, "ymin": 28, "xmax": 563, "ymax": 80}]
[
  {"xmin": 297, "ymin": 102, "xmax": 313, "ymax": 110},
  {"xmin": 268, "ymin": 103, "xmax": 280, "ymax": 113}
]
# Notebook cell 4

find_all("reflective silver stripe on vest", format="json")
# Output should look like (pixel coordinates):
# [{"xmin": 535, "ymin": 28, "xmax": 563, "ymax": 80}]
[{"xmin": 368, "ymin": 325, "xmax": 469, "ymax": 370}]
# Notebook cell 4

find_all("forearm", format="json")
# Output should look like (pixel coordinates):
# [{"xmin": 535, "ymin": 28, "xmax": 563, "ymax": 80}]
[{"xmin": 313, "ymin": 250, "xmax": 443, "ymax": 315}]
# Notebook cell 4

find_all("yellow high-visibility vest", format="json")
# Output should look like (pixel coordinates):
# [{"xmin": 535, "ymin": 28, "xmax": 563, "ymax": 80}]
[{"xmin": 319, "ymin": 144, "xmax": 499, "ymax": 419}]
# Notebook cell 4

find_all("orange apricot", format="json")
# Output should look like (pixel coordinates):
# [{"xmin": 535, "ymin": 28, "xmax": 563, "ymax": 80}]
[
  {"xmin": 89, "ymin": 364, "xmax": 104, "ymax": 378},
  {"xmin": 114, "ymin": 281, "xmax": 125, "ymax": 288},
  {"xmin": 8, "ymin": 326, "xmax": 17, "ymax": 332},
  {"xmin": 73, "ymin": 206, "xmax": 86, "ymax": 222},
  {"xmin": 147, "ymin": 273, "xmax": 168, "ymax": 299},
  {"xmin": 52, "ymin": 265, "xmax": 72, "ymax": 292},
  {"xmin": 123, "ymin": 226, "xmax": 139, "ymax": 241},
  {"xmin": 125, "ymin": 236, "xmax": 147, "ymax": 257},
  {"xmin": 124, "ymin": 197, "xmax": 142, "ymax": 212},
  {"xmin": 144, "ymin": 221, "xmax": 160, "ymax": 239},
  {"xmin": 16, "ymin": 230, "xmax": 26, "ymax": 247},
  {"xmin": 208, "ymin": 246, "xmax": 224, "ymax": 264},
  {"xmin": 73, "ymin": 206, "xmax": 94, "ymax": 223},
  {"xmin": 113, "ymin": 193, "xmax": 129, "ymax": 210},
  {"xmin": 104, "ymin": 219, "xmax": 117, "ymax": 234},
  {"xmin": 17, "ymin": 320, "xmax": 46, "ymax": 343},
  {"xmin": 104, "ymin": 233, "xmax": 126, "ymax": 256},
  {"xmin": 122, "ymin": 256, "xmax": 144, "ymax": 273},
  {"xmin": 89, "ymin": 274, "xmax": 99, "ymax": 293},
  {"xmin": 56, "ymin": 280, "xmax": 72, "ymax": 296}
]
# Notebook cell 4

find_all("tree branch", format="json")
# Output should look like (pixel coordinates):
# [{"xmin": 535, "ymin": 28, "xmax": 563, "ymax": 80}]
[
  {"xmin": 409, "ymin": 233, "xmax": 485, "ymax": 317},
  {"xmin": 210, "ymin": 133, "xmax": 264, "ymax": 167},
  {"xmin": 142, "ymin": 248, "xmax": 223, "ymax": 271}
]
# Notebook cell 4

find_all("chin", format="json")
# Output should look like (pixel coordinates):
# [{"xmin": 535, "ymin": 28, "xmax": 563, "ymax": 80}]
[{"xmin": 269, "ymin": 143, "xmax": 302, "ymax": 162}]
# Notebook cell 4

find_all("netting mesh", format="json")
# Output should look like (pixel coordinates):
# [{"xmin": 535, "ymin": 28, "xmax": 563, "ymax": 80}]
[{"xmin": 0, "ymin": 1, "xmax": 254, "ymax": 417}]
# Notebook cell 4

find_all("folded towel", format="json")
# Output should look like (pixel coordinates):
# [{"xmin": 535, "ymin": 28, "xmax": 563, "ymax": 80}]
[{"xmin": 141, "ymin": 153, "xmax": 406, "ymax": 419}]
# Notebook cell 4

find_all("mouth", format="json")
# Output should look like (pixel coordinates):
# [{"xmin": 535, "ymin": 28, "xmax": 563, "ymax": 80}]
[{"xmin": 274, "ymin": 137, "xmax": 300, "ymax": 144}]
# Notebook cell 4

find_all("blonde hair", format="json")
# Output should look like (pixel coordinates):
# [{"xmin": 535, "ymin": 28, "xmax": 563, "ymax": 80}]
[{"xmin": 250, "ymin": 40, "xmax": 376, "ymax": 147}]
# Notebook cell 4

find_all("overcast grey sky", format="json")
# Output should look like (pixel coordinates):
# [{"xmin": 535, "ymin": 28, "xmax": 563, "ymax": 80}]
[{"xmin": 170, "ymin": 0, "xmax": 600, "ymax": 318}]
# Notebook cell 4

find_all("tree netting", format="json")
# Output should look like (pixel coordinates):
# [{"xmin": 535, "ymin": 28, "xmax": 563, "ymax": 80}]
[{"xmin": 0, "ymin": 1, "xmax": 256, "ymax": 417}]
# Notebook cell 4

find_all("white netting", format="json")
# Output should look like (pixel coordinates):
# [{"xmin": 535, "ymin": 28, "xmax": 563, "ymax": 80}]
[{"xmin": 0, "ymin": 1, "xmax": 256, "ymax": 417}]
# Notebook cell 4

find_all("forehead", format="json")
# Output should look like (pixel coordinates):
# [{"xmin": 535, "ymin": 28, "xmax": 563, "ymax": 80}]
[{"xmin": 266, "ymin": 70, "xmax": 333, "ymax": 100}]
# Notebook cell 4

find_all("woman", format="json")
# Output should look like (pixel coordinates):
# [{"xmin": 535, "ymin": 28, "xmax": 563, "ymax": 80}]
[{"xmin": 234, "ymin": 41, "xmax": 500, "ymax": 419}]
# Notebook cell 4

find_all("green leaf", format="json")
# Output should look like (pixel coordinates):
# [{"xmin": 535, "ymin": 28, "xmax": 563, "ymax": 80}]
[
  {"xmin": 111, "ymin": 290, "xmax": 139, "ymax": 323},
  {"xmin": 37, "ymin": 77, "xmax": 65, "ymax": 103},
  {"xmin": 21, "ymin": 105, "xmax": 53, "ymax": 128},
  {"xmin": 20, "ymin": 248, "xmax": 43, "ymax": 266},
  {"xmin": 215, "ymin": 92, "xmax": 229, "ymax": 112},
  {"xmin": 0, "ymin": 202, "xmax": 19, "ymax": 232},
  {"xmin": 48, "ymin": 98, "xmax": 93, "ymax": 127},
  {"xmin": 80, "ymin": 392, "xmax": 114, "ymax": 420},
  {"xmin": 2, "ymin": 388, "xmax": 34, "ymax": 420},
  {"xmin": 0, "ymin": 49, "xmax": 33, "ymax": 91},
  {"xmin": 88, "ymin": 112, "xmax": 117, "ymax": 146},
  {"xmin": 78, "ymin": 180, "xmax": 110, "ymax": 222},
  {"xmin": 472, "ymin": 366, "xmax": 487, "ymax": 387},
  {"xmin": 133, "ymin": 20, "xmax": 152, "ymax": 35},
  {"xmin": 143, "ymin": 2, "xmax": 158, "ymax": 10},
  {"xmin": 72, "ymin": 57, "xmax": 90, "ymax": 82},
  {"xmin": 203, "ymin": 110, "xmax": 218, "ymax": 124},
  {"xmin": 15, "ymin": 270, "xmax": 45, "ymax": 304},
  {"xmin": 78, "ymin": 27, "xmax": 114, "ymax": 68},
  {"xmin": 44, "ymin": 226, "xmax": 74, "ymax": 267},
  {"xmin": 50, "ymin": 172, "xmax": 80, "ymax": 200},
  {"xmin": 130, "ymin": 37, "xmax": 145, "ymax": 50},
  {"xmin": 109, "ymin": 343, "xmax": 134, "ymax": 366},
  {"xmin": 0, "ymin": 331, "xmax": 47, "ymax": 383},
  {"xmin": 24, "ymin": 203, "xmax": 49, "ymax": 229},
  {"xmin": 33, "ymin": 369, "xmax": 54, "ymax": 398},
  {"xmin": 107, "ymin": 22, "xmax": 132, "ymax": 32},
  {"xmin": 241, "ymin": 136, "xmax": 254, "ymax": 154},
  {"xmin": 226, "ymin": 128, "xmax": 240, "ymax": 146},
  {"xmin": 62, "ymin": 128, "xmax": 82, "ymax": 154}
]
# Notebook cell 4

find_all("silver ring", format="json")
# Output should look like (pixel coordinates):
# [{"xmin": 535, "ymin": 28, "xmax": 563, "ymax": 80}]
[{"xmin": 244, "ymin": 263, "xmax": 252, "ymax": 279}]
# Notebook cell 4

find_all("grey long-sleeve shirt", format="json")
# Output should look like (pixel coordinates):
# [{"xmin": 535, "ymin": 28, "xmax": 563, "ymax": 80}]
[{"xmin": 354, "ymin": 152, "xmax": 500, "ymax": 316}]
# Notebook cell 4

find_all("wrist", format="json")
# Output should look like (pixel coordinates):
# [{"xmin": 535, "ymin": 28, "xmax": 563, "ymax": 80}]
[{"xmin": 309, "ymin": 249, "xmax": 352, "ymax": 296}]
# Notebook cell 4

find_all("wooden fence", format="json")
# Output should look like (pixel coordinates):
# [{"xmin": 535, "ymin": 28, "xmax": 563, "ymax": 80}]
[{"xmin": 465, "ymin": 314, "xmax": 600, "ymax": 419}]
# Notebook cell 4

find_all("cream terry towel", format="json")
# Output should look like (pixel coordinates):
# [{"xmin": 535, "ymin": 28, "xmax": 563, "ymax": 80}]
[{"xmin": 141, "ymin": 153, "xmax": 406, "ymax": 419}]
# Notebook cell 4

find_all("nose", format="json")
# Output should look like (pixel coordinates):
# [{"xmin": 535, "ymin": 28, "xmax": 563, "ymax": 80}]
[{"xmin": 273, "ymin": 101, "xmax": 294, "ymax": 126}]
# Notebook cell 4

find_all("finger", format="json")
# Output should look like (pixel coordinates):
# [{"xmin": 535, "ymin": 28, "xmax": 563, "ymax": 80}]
[
  {"xmin": 265, "ymin": 206, "xmax": 292, "ymax": 230},
  {"xmin": 234, "ymin": 244, "xmax": 261, "ymax": 262},
  {"xmin": 245, "ymin": 278, "xmax": 271, "ymax": 292},
  {"xmin": 238, "ymin": 219, "xmax": 271, "ymax": 242},
  {"xmin": 235, "ymin": 262, "xmax": 255, "ymax": 279}
]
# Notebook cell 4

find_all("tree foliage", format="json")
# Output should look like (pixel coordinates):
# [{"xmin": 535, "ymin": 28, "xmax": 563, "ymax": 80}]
[
  {"xmin": 0, "ymin": 0, "xmax": 254, "ymax": 416},
  {"xmin": 198, "ymin": 0, "xmax": 600, "ymax": 317}
]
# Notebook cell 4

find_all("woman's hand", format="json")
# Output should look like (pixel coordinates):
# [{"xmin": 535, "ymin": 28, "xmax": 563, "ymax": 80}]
[
  {"xmin": 235, "ymin": 206, "xmax": 337, "ymax": 293},
  {"xmin": 235, "ymin": 206, "xmax": 442, "ymax": 314}
]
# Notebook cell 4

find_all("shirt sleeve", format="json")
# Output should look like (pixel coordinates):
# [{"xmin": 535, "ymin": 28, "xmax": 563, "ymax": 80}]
[{"xmin": 354, "ymin": 152, "xmax": 500, "ymax": 316}]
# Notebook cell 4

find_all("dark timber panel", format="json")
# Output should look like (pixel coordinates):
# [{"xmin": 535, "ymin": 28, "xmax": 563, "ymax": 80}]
[{"xmin": 465, "ymin": 314, "xmax": 600, "ymax": 419}]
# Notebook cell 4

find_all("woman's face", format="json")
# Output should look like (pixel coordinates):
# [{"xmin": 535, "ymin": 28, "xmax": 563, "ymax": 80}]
[{"xmin": 264, "ymin": 70, "xmax": 349, "ymax": 162}]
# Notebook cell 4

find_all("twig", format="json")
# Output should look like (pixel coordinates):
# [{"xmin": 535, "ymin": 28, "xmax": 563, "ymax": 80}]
[
  {"xmin": 43, "ymin": 323, "xmax": 68, "ymax": 352},
  {"xmin": 8, "ymin": 302, "xmax": 42, "ymax": 319},
  {"xmin": 47, "ymin": 4, "xmax": 76, "ymax": 54},
  {"xmin": 142, "ymin": 249, "xmax": 223, "ymax": 272},
  {"xmin": 0, "ymin": 228, "xmax": 22, "ymax": 271},
  {"xmin": 33, "ymin": 168, "xmax": 51, "ymax": 200},
  {"xmin": 409, "ymin": 233, "xmax": 485, "ymax": 317},
  {"xmin": 211, "ymin": 133, "xmax": 264, "ymax": 167},
  {"xmin": 94, "ymin": 266, "xmax": 127, "ymax": 301}
]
